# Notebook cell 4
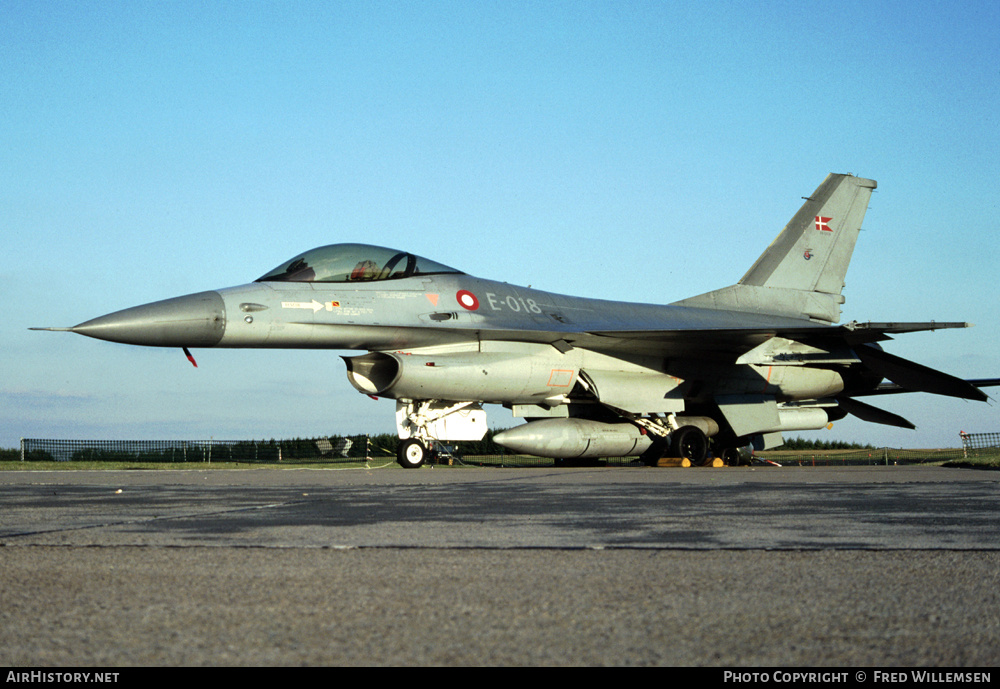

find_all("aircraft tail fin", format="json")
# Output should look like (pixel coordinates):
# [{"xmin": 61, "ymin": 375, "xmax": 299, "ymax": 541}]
[
  {"xmin": 673, "ymin": 173, "xmax": 877, "ymax": 323},
  {"xmin": 738, "ymin": 173, "xmax": 877, "ymax": 294}
]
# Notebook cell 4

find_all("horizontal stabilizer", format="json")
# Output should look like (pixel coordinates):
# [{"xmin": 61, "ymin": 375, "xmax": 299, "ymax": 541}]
[
  {"xmin": 837, "ymin": 397, "xmax": 915, "ymax": 429},
  {"xmin": 841, "ymin": 321, "xmax": 972, "ymax": 335},
  {"xmin": 866, "ymin": 377, "xmax": 1000, "ymax": 396},
  {"xmin": 837, "ymin": 321, "xmax": 973, "ymax": 344},
  {"xmin": 855, "ymin": 345, "xmax": 988, "ymax": 402}
]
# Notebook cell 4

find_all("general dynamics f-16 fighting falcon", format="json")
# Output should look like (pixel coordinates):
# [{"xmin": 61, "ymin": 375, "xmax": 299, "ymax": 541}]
[{"xmin": 35, "ymin": 174, "xmax": 999, "ymax": 467}]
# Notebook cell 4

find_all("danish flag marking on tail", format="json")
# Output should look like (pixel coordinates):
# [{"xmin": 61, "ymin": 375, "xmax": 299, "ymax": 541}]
[{"xmin": 815, "ymin": 216, "xmax": 833, "ymax": 232}]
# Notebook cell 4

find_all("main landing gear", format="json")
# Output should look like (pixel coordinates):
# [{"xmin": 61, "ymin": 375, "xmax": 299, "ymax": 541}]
[
  {"xmin": 640, "ymin": 423, "xmax": 743, "ymax": 467},
  {"xmin": 669, "ymin": 425, "xmax": 709, "ymax": 464},
  {"xmin": 665, "ymin": 427, "xmax": 746, "ymax": 467},
  {"xmin": 639, "ymin": 424, "xmax": 710, "ymax": 466},
  {"xmin": 717, "ymin": 446, "xmax": 744, "ymax": 466}
]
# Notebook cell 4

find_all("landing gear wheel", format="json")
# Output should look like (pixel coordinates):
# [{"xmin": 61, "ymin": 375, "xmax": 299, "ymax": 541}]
[
  {"xmin": 719, "ymin": 447, "xmax": 741, "ymax": 466},
  {"xmin": 397, "ymin": 439, "xmax": 428, "ymax": 468},
  {"xmin": 670, "ymin": 426, "xmax": 708, "ymax": 465}
]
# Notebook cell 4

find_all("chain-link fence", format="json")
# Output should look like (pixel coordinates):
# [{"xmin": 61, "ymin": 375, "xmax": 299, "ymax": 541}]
[
  {"xmin": 18, "ymin": 436, "xmax": 397, "ymax": 464},
  {"xmin": 752, "ymin": 446, "xmax": 971, "ymax": 466},
  {"xmin": 17, "ymin": 436, "xmax": 994, "ymax": 467},
  {"xmin": 15, "ymin": 436, "xmax": 631, "ymax": 467},
  {"xmin": 960, "ymin": 431, "xmax": 1000, "ymax": 458}
]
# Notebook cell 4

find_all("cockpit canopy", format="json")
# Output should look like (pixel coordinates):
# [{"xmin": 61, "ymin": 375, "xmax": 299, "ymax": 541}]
[{"xmin": 256, "ymin": 243, "xmax": 465, "ymax": 283}]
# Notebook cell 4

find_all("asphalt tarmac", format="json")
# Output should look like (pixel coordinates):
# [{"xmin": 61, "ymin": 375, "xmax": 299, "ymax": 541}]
[{"xmin": 1, "ymin": 464, "xmax": 998, "ymax": 666}]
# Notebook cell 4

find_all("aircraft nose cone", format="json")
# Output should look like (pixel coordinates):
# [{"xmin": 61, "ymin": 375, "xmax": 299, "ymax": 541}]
[{"xmin": 70, "ymin": 291, "xmax": 226, "ymax": 347}]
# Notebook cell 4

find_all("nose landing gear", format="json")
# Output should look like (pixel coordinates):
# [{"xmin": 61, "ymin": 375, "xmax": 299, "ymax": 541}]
[{"xmin": 397, "ymin": 438, "xmax": 429, "ymax": 468}]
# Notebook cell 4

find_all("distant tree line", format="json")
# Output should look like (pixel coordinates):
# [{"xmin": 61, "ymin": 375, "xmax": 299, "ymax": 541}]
[{"xmin": 777, "ymin": 436, "xmax": 875, "ymax": 451}]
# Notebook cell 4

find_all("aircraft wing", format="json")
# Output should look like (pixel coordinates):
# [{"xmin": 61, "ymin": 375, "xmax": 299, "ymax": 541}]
[
  {"xmin": 585, "ymin": 320, "xmax": 973, "ymax": 343},
  {"xmin": 574, "ymin": 320, "xmax": 974, "ymax": 358},
  {"xmin": 310, "ymin": 316, "xmax": 975, "ymax": 363}
]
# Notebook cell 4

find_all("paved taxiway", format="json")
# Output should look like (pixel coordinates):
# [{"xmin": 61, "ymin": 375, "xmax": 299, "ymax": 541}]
[{"xmin": 2, "ymin": 465, "xmax": 998, "ymax": 665}]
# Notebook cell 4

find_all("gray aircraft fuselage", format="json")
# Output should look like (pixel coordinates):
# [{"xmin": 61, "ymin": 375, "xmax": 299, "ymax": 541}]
[{"xmin": 72, "ymin": 273, "xmax": 820, "ymax": 354}]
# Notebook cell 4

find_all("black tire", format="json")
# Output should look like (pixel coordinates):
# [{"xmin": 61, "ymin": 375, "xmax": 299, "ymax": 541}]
[
  {"xmin": 397, "ymin": 439, "xmax": 427, "ymax": 468},
  {"xmin": 670, "ymin": 426, "xmax": 708, "ymax": 464},
  {"xmin": 719, "ymin": 447, "xmax": 741, "ymax": 466}
]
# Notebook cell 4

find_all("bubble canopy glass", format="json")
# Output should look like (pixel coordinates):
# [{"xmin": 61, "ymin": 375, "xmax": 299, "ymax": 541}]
[{"xmin": 256, "ymin": 243, "xmax": 465, "ymax": 283}]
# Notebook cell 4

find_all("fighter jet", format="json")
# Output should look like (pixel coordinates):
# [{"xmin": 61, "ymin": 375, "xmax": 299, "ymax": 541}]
[{"xmin": 35, "ymin": 174, "xmax": 998, "ymax": 467}]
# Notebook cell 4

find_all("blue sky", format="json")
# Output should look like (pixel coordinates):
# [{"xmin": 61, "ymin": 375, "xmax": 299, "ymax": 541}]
[{"xmin": 3, "ymin": 0, "xmax": 998, "ymax": 450}]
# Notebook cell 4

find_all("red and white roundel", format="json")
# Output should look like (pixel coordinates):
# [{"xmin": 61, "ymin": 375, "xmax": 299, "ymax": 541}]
[{"xmin": 456, "ymin": 290, "xmax": 479, "ymax": 310}]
